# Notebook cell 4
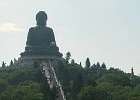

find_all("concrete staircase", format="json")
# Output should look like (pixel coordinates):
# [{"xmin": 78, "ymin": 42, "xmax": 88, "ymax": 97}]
[{"xmin": 40, "ymin": 60, "xmax": 66, "ymax": 100}]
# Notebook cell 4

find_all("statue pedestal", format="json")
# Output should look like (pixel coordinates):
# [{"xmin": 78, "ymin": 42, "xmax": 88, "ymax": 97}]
[
  {"xmin": 21, "ymin": 45, "xmax": 63, "ymax": 57},
  {"xmin": 18, "ymin": 55, "xmax": 65, "ymax": 67},
  {"xmin": 18, "ymin": 45, "xmax": 63, "ymax": 67}
]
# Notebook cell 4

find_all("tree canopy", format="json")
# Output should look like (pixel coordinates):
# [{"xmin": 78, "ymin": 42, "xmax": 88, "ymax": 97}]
[{"xmin": 0, "ymin": 61, "xmax": 140, "ymax": 100}]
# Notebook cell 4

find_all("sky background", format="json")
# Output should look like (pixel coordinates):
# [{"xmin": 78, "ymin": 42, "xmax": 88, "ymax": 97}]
[{"xmin": 0, "ymin": 0, "xmax": 140, "ymax": 75}]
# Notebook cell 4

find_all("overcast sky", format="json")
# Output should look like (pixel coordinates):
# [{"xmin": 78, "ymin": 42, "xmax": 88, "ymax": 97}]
[{"xmin": 0, "ymin": 0, "xmax": 140, "ymax": 75}]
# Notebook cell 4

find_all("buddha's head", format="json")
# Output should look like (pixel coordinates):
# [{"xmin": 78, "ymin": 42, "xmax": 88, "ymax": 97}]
[{"xmin": 36, "ymin": 11, "xmax": 48, "ymax": 27}]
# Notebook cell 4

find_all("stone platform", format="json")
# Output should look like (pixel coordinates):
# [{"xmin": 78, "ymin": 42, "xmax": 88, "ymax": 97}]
[{"xmin": 18, "ymin": 55, "xmax": 65, "ymax": 67}]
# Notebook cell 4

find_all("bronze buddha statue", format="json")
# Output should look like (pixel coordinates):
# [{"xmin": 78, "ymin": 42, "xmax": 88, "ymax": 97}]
[{"xmin": 21, "ymin": 11, "xmax": 62, "ymax": 57}]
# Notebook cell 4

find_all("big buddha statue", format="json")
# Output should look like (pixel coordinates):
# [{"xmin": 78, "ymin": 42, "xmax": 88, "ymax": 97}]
[{"xmin": 21, "ymin": 11, "xmax": 62, "ymax": 57}]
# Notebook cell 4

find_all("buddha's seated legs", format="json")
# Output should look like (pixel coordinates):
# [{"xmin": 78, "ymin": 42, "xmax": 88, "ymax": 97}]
[{"xmin": 21, "ymin": 45, "xmax": 62, "ymax": 57}]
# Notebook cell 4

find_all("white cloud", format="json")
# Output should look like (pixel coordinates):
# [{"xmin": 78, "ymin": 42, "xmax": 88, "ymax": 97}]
[{"xmin": 0, "ymin": 23, "xmax": 24, "ymax": 32}]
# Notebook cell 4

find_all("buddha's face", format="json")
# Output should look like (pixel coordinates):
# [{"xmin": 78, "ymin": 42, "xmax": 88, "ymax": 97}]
[{"xmin": 36, "ymin": 11, "xmax": 47, "ymax": 26}]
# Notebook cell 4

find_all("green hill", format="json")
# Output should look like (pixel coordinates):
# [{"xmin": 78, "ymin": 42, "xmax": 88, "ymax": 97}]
[
  {"xmin": 0, "ymin": 62, "xmax": 140, "ymax": 100},
  {"xmin": 0, "ymin": 67, "xmax": 56, "ymax": 100}
]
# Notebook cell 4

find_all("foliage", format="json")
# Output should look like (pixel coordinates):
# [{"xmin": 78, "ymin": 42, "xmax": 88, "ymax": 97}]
[
  {"xmin": 85, "ymin": 58, "xmax": 91, "ymax": 68},
  {"xmin": 2, "ymin": 61, "xmax": 6, "ymax": 68},
  {"xmin": 0, "ymin": 61, "xmax": 140, "ymax": 100},
  {"xmin": 0, "ymin": 67, "xmax": 53, "ymax": 100},
  {"xmin": 77, "ymin": 85, "xmax": 96, "ymax": 100},
  {"xmin": 55, "ymin": 62, "xmax": 140, "ymax": 100},
  {"xmin": 10, "ymin": 60, "xmax": 14, "ymax": 66},
  {"xmin": 65, "ymin": 52, "xmax": 71, "ymax": 64}
]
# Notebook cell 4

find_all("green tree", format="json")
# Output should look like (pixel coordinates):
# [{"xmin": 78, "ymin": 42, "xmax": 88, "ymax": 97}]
[
  {"xmin": 134, "ymin": 84, "xmax": 140, "ymax": 96},
  {"xmin": 51, "ymin": 86, "xmax": 58, "ymax": 100},
  {"xmin": 78, "ymin": 85, "xmax": 95, "ymax": 100},
  {"xmin": 10, "ymin": 60, "xmax": 14, "ymax": 66},
  {"xmin": 71, "ymin": 59, "xmax": 75, "ymax": 64},
  {"xmin": 92, "ymin": 64, "xmax": 96, "ymax": 67},
  {"xmin": 85, "ymin": 58, "xmax": 91, "ymax": 68},
  {"xmin": 0, "ymin": 79, "xmax": 8, "ymax": 93},
  {"xmin": 96, "ymin": 62, "xmax": 100, "ymax": 68},
  {"xmin": 72, "ymin": 73, "xmax": 83, "ymax": 94},
  {"xmin": 85, "ymin": 78, "xmax": 96, "ymax": 87},
  {"xmin": 0, "ymin": 81, "xmax": 44, "ymax": 100},
  {"xmin": 2, "ymin": 61, "xmax": 6, "ymax": 68},
  {"xmin": 101, "ymin": 63, "xmax": 106, "ymax": 69},
  {"xmin": 65, "ymin": 52, "xmax": 71, "ymax": 64}
]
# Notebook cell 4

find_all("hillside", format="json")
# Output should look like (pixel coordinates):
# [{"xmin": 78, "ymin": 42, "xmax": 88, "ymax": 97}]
[
  {"xmin": 0, "ymin": 67, "xmax": 57, "ymax": 100},
  {"xmin": 0, "ymin": 63, "xmax": 140, "ymax": 100}
]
